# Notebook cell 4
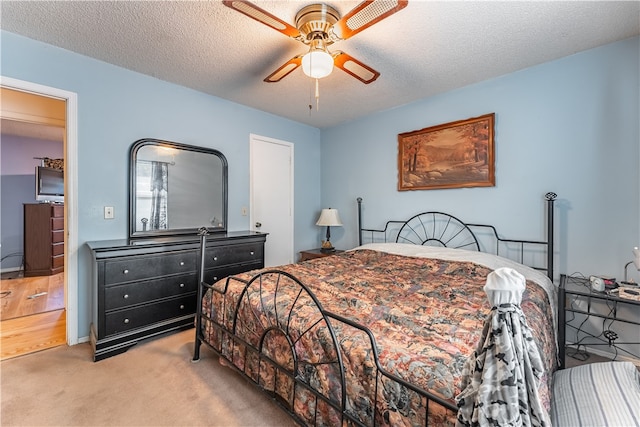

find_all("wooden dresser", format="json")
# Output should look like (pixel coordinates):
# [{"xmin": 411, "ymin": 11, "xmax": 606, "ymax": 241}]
[
  {"xmin": 87, "ymin": 231, "xmax": 266, "ymax": 361},
  {"xmin": 24, "ymin": 203, "xmax": 64, "ymax": 277}
]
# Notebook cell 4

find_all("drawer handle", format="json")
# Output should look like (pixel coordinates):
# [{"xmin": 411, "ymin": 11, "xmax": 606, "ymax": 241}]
[
  {"xmin": 213, "ymin": 256, "xmax": 218, "ymax": 261},
  {"xmin": 180, "ymin": 261, "xmax": 184, "ymax": 266},
  {"xmin": 180, "ymin": 305, "xmax": 185, "ymax": 310},
  {"xmin": 123, "ymin": 269, "xmax": 129, "ymax": 274},
  {"xmin": 250, "ymin": 251, "xmax": 255, "ymax": 255},
  {"xmin": 123, "ymin": 294, "xmax": 129, "ymax": 299},
  {"xmin": 179, "ymin": 283, "xmax": 185, "ymax": 288},
  {"xmin": 213, "ymin": 277, "xmax": 218, "ymax": 281},
  {"xmin": 123, "ymin": 318, "xmax": 130, "ymax": 324}
]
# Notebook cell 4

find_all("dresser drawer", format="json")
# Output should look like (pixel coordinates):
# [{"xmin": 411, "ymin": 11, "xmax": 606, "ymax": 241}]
[
  {"xmin": 104, "ymin": 273, "xmax": 197, "ymax": 310},
  {"xmin": 52, "ymin": 242, "xmax": 64, "ymax": 256},
  {"xmin": 203, "ymin": 263, "xmax": 263, "ymax": 285},
  {"xmin": 51, "ymin": 204, "xmax": 64, "ymax": 218},
  {"xmin": 205, "ymin": 243, "xmax": 263, "ymax": 268},
  {"xmin": 52, "ymin": 254, "xmax": 64, "ymax": 269},
  {"xmin": 51, "ymin": 217, "xmax": 64, "ymax": 231},
  {"xmin": 104, "ymin": 294, "xmax": 196, "ymax": 336},
  {"xmin": 52, "ymin": 230, "xmax": 64, "ymax": 244},
  {"xmin": 104, "ymin": 252, "xmax": 196, "ymax": 285}
]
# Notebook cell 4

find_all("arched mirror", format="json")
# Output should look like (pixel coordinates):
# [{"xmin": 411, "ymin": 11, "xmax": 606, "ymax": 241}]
[{"xmin": 129, "ymin": 138, "xmax": 227, "ymax": 238}]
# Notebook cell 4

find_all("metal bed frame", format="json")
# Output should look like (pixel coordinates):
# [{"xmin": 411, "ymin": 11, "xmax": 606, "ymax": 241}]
[{"xmin": 192, "ymin": 192, "xmax": 558, "ymax": 426}]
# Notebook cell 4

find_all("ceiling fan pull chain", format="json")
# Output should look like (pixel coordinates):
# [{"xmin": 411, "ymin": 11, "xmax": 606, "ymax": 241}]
[
  {"xmin": 308, "ymin": 77, "xmax": 313, "ymax": 114},
  {"xmin": 315, "ymin": 78, "xmax": 320, "ymax": 111}
]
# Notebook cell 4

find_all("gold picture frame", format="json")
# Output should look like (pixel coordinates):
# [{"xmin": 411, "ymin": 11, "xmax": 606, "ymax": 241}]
[{"xmin": 398, "ymin": 113, "xmax": 495, "ymax": 191}]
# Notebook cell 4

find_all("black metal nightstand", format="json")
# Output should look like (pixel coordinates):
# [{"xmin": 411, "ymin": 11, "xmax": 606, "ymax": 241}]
[{"xmin": 558, "ymin": 274, "xmax": 640, "ymax": 368}]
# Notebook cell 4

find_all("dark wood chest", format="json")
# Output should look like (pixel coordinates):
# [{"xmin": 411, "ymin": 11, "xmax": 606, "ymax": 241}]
[{"xmin": 24, "ymin": 203, "xmax": 64, "ymax": 276}]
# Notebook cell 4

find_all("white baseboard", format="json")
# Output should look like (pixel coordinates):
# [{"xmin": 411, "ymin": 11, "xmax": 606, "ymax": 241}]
[
  {"xmin": 0, "ymin": 266, "xmax": 22, "ymax": 274},
  {"xmin": 567, "ymin": 344, "xmax": 640, "ymax": 367}
]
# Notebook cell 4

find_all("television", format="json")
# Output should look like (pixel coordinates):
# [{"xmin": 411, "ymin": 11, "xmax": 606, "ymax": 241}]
[{"xmin": 35, "ymin": 166, "xmax": 64, "ymax": 203}]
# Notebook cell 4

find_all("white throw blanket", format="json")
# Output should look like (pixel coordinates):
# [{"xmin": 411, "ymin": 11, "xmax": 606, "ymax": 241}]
[{"xmin": 455, "ymin": 268, "xmax": 550, "ymax": 427}]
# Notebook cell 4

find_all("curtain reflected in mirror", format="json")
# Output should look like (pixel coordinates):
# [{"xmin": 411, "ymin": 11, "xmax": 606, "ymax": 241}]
[
  {"xmin": 136, "ymin": 161, "xmax": 169, "ymax": 231},
  {"xmin": 150, "ymin": 161, "xmax": 169, "ymax": 230},
  {"xmin": 130, "ymin": 139, "xmax": 228, "ymax": 238}
]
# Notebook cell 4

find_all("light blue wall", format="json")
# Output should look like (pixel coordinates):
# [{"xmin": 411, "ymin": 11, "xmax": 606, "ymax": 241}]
[
  {"xmin": 3, "ymin": 29, "xmax": 638, "ymax": 341},
  {"xmin": 1, "ymin": 31, "xmax": 321, "ymax": 338},
  {"xmin": 322, "ymin": 36, "xmax": 640, "ymax": 283}
]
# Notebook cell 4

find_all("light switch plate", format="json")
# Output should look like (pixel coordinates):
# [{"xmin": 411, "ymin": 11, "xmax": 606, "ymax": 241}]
[{"xmin": 104, "ymin": 206, "xmax": 114, "ymax": 219}]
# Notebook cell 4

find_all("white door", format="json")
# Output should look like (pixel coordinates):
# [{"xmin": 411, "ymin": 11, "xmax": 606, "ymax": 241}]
[{"xmin": 250, "ymin": 134, "xmax": 294, "ymax": 267}]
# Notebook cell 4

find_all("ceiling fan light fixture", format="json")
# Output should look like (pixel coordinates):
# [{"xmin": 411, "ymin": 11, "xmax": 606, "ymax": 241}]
[
  {"xmin": 224, "ymin": 1, "xmax": 408, "ymax": 84},
  {"xmin": 302, "ymin": 50, "xmax": 333, "ymax": 79},
  {"xmin": 301, "ymin": 36, "xmax": 333, "ymax": 79}
]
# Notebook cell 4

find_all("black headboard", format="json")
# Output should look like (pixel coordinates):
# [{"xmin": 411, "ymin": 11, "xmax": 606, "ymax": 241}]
[{"xmin": 357, "ymin": 192, "xmax": 557, "ymax": 280}]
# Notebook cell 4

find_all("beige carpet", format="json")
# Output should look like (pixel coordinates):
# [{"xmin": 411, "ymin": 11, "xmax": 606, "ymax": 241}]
[{"xmin": 0, "ymin": 329, "xmax": 296, "ymax": 426}]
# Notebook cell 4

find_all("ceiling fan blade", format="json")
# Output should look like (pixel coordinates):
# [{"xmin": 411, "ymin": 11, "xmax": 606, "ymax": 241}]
[
  {"xmin": 264, "ymin": 55, "xmax": 303, "ymax": 83},
  {"xmin": 333, "ymin": 0, "xmax": 408, "ymax": 40},
  {"xmin": 223, "ymin": 1, "xmax": 301, "ymax": 39},
  {"xmin": 333, "ymin": 51, "xmax": 380, "ymax": 84}
]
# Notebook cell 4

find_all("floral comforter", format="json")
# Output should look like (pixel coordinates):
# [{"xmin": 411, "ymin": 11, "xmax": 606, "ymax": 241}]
[{"xmin": 200, "ymin": 248, "xmax": 557, "ymax": 426}]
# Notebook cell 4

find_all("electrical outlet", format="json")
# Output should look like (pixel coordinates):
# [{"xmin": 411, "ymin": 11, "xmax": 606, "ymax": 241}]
[{"xmin": 104, "ymin": 206, "xmax": 114, "ymax": 219}]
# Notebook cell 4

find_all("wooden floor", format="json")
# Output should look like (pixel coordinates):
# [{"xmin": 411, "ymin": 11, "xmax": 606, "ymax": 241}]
[
  {"xmin": 0, "ymin": 272, "xmax": 66, "ymax": 360},
  {"xmin": 0, "ymin": 309, "xmax": 66, "ymax": 359},
  {"xmin": 0, "ymin": 272, "xmax": 64, "ymax": 320}
]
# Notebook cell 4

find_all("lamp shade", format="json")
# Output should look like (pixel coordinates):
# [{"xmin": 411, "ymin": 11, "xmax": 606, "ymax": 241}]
[
  {"xmin": 316, "ymin": 208, "xmax": 342, "ymax": 227},
  {"xmin": 301, "ymin": 37, "xmax": 333, "ymax": 79},
  {"xmin": 302, "ymin": 50, "xmax": 333, "ymax": 79}
]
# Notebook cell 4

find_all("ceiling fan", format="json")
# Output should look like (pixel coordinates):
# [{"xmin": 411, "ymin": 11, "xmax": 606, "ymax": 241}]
[{"xmin": 223, "ymin": 1, "xmax": 408, "ymax": 84}]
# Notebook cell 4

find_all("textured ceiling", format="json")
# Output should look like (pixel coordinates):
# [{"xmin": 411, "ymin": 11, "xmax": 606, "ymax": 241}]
[{"xmin": 1, "ymin": 1, "xmax": 639, "ymax": 129}]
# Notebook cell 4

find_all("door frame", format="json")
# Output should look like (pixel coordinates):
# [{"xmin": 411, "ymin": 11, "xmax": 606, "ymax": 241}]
[
  {"xmin": 249, "ymin": 133, "xmax": 294, "ymax": 265},
  {"xmin": 1, "ymin": 76, "xmax": 79, "ymax": 345}
]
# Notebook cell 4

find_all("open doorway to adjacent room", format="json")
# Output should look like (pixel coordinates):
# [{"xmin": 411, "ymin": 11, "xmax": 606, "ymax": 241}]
[{"xmin": 0, "ymin": 86, "xmax": 67, "ymax": 359}]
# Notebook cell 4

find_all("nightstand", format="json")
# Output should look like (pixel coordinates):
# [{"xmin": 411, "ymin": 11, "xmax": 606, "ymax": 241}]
[
  {"xmin": 558, "ymin": 274, "xmax": 640, "ymax": 368},
  {"xmin": 299, "ymin": 248, "xmax": 345, "ymax": 262}
]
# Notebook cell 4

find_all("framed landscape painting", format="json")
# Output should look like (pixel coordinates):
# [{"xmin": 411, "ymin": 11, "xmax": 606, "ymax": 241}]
[{"xmin": 398, "ymin": 113, "xmax": 495, "ymax": 191}]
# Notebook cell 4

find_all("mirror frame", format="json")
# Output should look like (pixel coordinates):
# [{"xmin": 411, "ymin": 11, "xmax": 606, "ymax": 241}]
[{"xmin": 129, "ymin": 138, "xmax": 228, "ymax": 239}]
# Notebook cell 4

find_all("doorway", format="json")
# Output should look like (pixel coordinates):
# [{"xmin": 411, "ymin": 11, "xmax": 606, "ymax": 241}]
[
  {"xmin": 0, "ymin": 77, "xmax": 79, "ymax": 358},
  {"xmin": 249, "ymin": 134, "xmax": 294, "ymax": 267}
]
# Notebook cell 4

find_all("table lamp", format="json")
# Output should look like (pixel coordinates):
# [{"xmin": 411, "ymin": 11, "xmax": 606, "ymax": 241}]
[{"xmin": 316, "ymin": 208, "xmax": 342, "ymax": 253}]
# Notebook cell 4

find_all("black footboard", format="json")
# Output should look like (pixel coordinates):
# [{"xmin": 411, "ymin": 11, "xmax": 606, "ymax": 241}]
[{"xmin": 193, "ymin": 235, "xmax": 457, "ymax": 426}]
